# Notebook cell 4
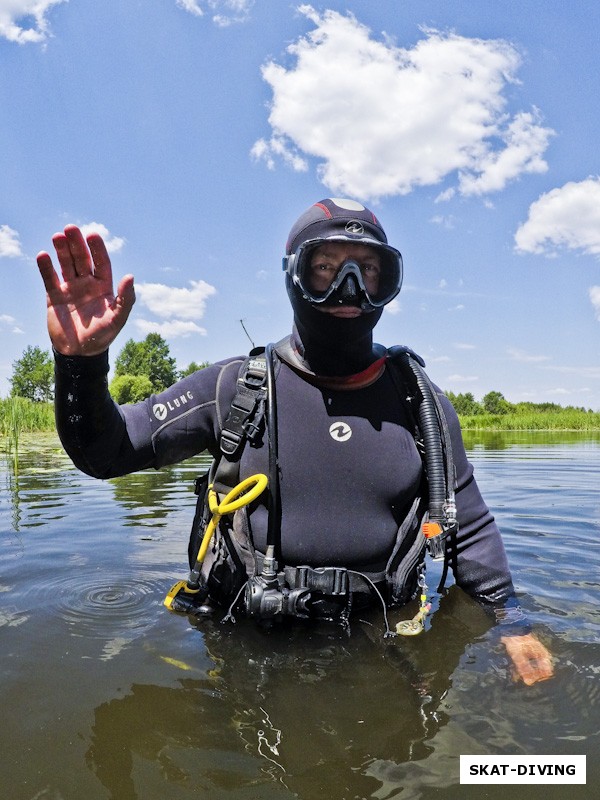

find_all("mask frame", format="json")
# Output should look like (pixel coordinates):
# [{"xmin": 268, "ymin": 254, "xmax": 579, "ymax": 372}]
[{"xmin": 283, "ymin": 236, "xmax": 403, "ymax": 309}]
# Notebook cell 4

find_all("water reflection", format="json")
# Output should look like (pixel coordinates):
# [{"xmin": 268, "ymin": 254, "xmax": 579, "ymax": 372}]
[
  {"xmin": 462, "ymin": 429, "xmax": 600, "ymax": 450},
  {"xmin": 1, "ymin": 433, "xmax": 598, "ymax": 800},
  {"xmin": 87, "ymin": 589, "xmax": 494, "ymax": 800}
]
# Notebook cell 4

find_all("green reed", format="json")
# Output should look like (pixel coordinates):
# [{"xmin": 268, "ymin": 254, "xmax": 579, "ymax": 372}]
[
  {"xmin": 459, "ymin": 409, "xmax": 600, "ymax": 431},
  {"xmin": 0, "ymin": 398, "xmax": 55, "ymax": 471}
]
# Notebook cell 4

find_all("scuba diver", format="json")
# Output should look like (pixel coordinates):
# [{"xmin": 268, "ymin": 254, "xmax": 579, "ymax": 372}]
[{"xmin": 36, "ymin": 197, "xmax": 553, "ymax": 686}]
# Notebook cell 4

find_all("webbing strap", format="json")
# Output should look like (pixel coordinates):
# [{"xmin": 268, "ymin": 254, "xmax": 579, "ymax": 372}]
[{"xmin": 219, "ymin": 354, "xmax": 267, "ymax": 458}]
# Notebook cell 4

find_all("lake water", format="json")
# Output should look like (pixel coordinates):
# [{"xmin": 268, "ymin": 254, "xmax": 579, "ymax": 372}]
[{"xmin": 1, "ymin": 432, "xmax": 598, "ymax": 800}]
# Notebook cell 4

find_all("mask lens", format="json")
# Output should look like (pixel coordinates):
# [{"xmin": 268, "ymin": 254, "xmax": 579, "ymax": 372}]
[{"xmin": 292, "ymin": 240, "xmax": 402, "ymax": 307}]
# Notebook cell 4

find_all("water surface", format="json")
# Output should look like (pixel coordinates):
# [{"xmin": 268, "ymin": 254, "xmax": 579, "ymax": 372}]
[{"xmin": 1, "ymin": 433, "xmax": 598, "ymax": 799}]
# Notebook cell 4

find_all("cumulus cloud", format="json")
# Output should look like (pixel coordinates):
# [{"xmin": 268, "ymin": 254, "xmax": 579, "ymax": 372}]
[
  {"xmin": 176, "ymin": 0, "xmax": 254, "ymax": 26},
  {"xmin": 0, "ymin": 0, "xmax": 66, "ymax": 44},
  {"xmin": 176, "ymin": 0, "xmax": 204, "ymax": 16},
  {"xmin": 0, "ymin": 224, "xmax": 23, "ymax": 258},
  {"xmin": 79, "ymin": 222, "xmax": 125, "ymax": 254},
  {"xmin": 453, "ymin": 342, "xmax": 476, "ymax": 350},
  {"xmin": 134, "ymin": 278, "xmax": 217, "ymax": 338},
  {"xmin": 447, "ymin": 374, "xmax": 478, "ymax": 383},
  {"xmin": 590, "ymin": 286, "xmax": 600, "ymax": 320},
  {"xmin": 136, "ymin": 279, "xmax": 216, "ymax": 320},
  {"xmin": 507, "ymin": 347, "xmax": 551, "ymax": 363},
  {"xmin": 252, "ymin": 7, "xmax": 553, "ymax": 201},
  {"xmin": 134, "ymin": 319, "xmax": 208, "ymax": 337},
  {"xmin": 515, "ymin": 177, "xmax": 600, "ymax": 257},
  {"xmin": 0, "ymin": 313, "xmax": 23, "ymax": 333}
]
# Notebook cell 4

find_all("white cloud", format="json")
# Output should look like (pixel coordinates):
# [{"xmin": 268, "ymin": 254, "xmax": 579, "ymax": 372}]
[
  {"xmin": 135, "ymin": 319, "xmax": 208, "ymax": 338},
  {"xmin": 0, "ymin": 0, "xmax": 66, "ymax": 44},
  {"xmin": 453, "ymin": 342, "xmax": 476, "ymax": 350},
  {"xmin": 431, "ymin": 214, "xmax": 456, "ymax": 229},
  {"xmin": 0, "ymin": 224, "xmax": 22, "ymax": 258},
  {"xmin": 515, "ymin": 177, "xmax": 600, "ymax": 257},
  {"xmin": 447, "ymin": 374, "xmax": 478, "ymax": 383},
  {"xmin": 507, "ymin": 347, "xmax": 551, "ymax": 363},
  {"xmin": 384, "ymin": 297, "xmax": 400, "ymax": 315},
  {"xmin": 0, "ymin": 313, "xmax": 23, "ymax": 333},
  {"xmin": 589, "ymin": 286, "xmax": 600, "ymax": 320},
  {"xmin": 176, "ymin": 0, "xmax": 254, "ymax": 26},
  {"xmin": 457, "ymin": 110, "xmax": 552, "ymax": 196},
  {"xmin": 176, "ymin": 0, "xmax": 204, "ymax": 16},
  {"xmin": 136, "ymin": 279, "xmax": 217, "ymax": 320},
  {"xmin": 542, "ymin": 364, "xmax": 600, "ymax": 380},
  {"xmin": 428, "ymin": 354, "xmax": 451, "ymax": 363},
  {"xmin": 79, "ymin": 222, "xmax": 125, "ymax": 254},
  {"xmin": 253, "ymin": 7, "xmax": 552, "ymax": 201}
]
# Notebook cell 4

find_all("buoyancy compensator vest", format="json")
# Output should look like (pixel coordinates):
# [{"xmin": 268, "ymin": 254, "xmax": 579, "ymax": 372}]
[{"xmin": 165, "ymin": 338, "xmax": 457, "ymax": 622}]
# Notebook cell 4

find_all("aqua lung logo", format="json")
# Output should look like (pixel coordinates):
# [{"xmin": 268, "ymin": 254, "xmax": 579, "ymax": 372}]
[
  {"xmin": 345, "ymin": 220, "xmax": 364, "ymax": 235},
  {"xmin": 329, "ymin": 421, "xmax": 352, "ymax": 441},
  {"xmin": 153, "ymin": 391, "xmax": 194, "ymax": 421}
]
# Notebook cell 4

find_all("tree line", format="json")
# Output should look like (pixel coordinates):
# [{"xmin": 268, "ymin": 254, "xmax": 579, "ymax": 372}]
[
  {"xmin": 445, "ymin": 390, "xmax": 593, "ymax": 416},
  {"xmin": 7, "ymin": 340, "xmax": 595, "ymax": 415},
  {"xmin": 8, "ymin": 335, "xmax": 209, "ymax": 404}
]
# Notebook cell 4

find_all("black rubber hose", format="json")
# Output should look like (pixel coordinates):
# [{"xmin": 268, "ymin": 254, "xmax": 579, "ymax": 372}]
[
  {"xmin": 401, "ymin": 354, "xmax": 447, "ymax": 522},
  {"xmin": 265, "ymin": 344, "xmax": 281, "ymax": 555}
]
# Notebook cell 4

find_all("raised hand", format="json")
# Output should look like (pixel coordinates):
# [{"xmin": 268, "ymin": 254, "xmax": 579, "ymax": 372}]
[{"xmin": 36, "ymin": 225, "xmax": 135, "ymax": 357}]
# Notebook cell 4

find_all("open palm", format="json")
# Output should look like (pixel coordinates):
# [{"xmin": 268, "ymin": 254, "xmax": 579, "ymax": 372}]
[{"xmin": 37, "ymin": 225, "xmax": 135, "ymax": 357}]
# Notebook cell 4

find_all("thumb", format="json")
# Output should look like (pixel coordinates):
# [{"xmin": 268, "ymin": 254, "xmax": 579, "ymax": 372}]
[
  {"xmin": 113, "ymin": 275, "xmax": 136, "ymax": 322},
  {"xmin": 115, "ymin": 275, "xmax": 135, "ymax": 316}
]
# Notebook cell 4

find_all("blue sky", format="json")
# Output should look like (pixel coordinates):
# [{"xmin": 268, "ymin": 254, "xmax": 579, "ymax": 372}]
[{"xmin": 1, "ymin": 0, "xmax": 599, "ymax": 409}]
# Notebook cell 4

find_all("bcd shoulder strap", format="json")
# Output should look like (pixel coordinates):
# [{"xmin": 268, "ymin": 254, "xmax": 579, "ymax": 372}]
[{"xmin": 212, "ymin": 348, "xmax": 269, "ymax": 495}]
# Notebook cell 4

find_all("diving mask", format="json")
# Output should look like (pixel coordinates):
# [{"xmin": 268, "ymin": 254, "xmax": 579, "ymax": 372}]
[{"xmin": 283, "ymin": 237, "xmax": 403, "ymax": 310}]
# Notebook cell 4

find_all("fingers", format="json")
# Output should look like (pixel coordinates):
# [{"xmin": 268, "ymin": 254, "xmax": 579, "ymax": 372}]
[
  {"xmin": 53, "ymin": 225, "xmax": 93, "ymax": 282},
  {"xmin": 86, "ymin": 231, "xmax": 113, "ymax": 284},
  {"xmin": 38, "ymin": 225, "xmax": 116, "ymax": 289},
  {"xmin": 36, "ymin": 250, "xmax": 62, "ymax": 297}
]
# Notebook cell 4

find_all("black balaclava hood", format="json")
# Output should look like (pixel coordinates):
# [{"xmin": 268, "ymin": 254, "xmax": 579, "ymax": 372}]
[{"xmin": 283, "ymin": 198, "xmax": 397, "ymax": 377}]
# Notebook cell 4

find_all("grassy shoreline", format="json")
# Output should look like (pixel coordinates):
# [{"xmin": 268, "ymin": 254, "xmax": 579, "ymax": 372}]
[
  {"xmin": 458, "ymin": 409, "xmax": 600, "ymax": 431},
  {"xmin": 0, "ymin": 398, "xmax": 55, "ymax": 436},
  {"xmin": 1, "ymin": 398, "xmax": 600, "ymax": 435}
]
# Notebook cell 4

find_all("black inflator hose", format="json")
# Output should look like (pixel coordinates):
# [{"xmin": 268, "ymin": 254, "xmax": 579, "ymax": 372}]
[
  {"xmin": 265, "ymin": 344, "xmax": 281, "ymax": 556},
  {"xmin": 400, "ymin": 353, "xmax": 449, "ymax": 523}
]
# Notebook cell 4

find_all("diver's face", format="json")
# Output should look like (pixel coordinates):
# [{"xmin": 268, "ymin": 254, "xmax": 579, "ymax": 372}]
[{"xmin": 308, "ymin": 242, "xmax": 381, "ymax": 317}]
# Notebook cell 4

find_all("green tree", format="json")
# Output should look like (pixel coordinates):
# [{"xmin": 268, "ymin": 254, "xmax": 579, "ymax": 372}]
[
  {"xmin": 179, "ymin": 360, "xmax": 210, "ymax": 379},
  {"xmin": 445, "ymin": 391, "xmax": 482, "ymax": 416},
  {"xmin": 109, "ymin": 374, "xmax": 154, "ymax": 403},
  {"xmin": 114, "ymin": 333, "xmax": 177, "ymax": 393},
  {"xmin": 482, "ymin": 390, "xmax": 512, "ymax": 415},
  {"xmin": 10, "ymin": 345, "xmax": 54, "ymax": 402}
]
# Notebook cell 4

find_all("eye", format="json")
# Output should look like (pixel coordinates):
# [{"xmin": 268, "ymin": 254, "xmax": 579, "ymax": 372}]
[
  {"xmin": 360, "ymin": 262, "xmax": 380, "ymax": 275},
  {"xmin": 312, "ymin": 261, "xmax": 335, "ymax": 272}
]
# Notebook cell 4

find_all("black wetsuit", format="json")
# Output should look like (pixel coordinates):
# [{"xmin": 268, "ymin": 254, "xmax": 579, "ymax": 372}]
[{"xmin": 53, "ymin": 343, "xmax": 516, "ymax": 612}]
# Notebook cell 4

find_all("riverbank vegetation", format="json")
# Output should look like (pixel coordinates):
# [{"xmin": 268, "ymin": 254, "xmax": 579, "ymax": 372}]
[
  {"xmin": 3, "ymin": 343, "xmax": 599, "ymax": 435},
  {"xmin": 1, "ymin": 393, "xmax": 599, "ymax": 437},
  {"xmin": 446, "ymin": 391, "xmax": 600, "ymax": 430},
  {"xmin": 0, "ymin": 397, "xmax": 55, "ymax": 435}
]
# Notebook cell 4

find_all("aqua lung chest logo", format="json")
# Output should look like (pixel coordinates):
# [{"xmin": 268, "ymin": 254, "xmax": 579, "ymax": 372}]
[
  {"xmin": 329, "ymin": 421, "xmax": 352, "ymax": 442},
  {"xmin": 153, "ymin": 391, "xmax": 194, "ymax": 421}
]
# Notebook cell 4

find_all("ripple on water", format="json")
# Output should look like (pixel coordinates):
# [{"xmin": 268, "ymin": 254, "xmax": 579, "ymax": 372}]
[{"xmin": 26, "ymin": 572, "xmax": 165, "ymax": 641}]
